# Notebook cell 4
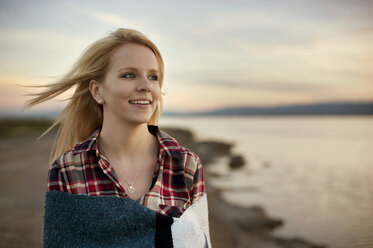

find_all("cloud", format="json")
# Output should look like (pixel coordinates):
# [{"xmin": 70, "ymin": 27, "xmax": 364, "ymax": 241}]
[
  {"xmin": 0, "ymin": 28, "xmax": 90, "ymax": 53},
  {"xmin": 68, "ymin": 3, "xmax": 176, "ymax": 45},
  {"xmin": 91, "ymin": 12, "xmax": 129, "ymax": 26},
  {"xmin": 349, "ymin": 26, "xmax": 373, "ymax": 35},
  {"xmin": 201, "ymin": 80, "xmax": 326, "ymax": 92},
  {"xmin": 69, "ymin": 3, "xmax": 143, "ymax": 29},
  {"xmin": 73, "ymin": 7, "xmax": 132, "ymax": 27}
]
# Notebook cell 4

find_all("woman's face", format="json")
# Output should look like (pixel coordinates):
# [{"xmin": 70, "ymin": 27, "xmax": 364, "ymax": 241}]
[{"xmin": 98, "ymin": 43, "xmax": 161, "ymax": 125}]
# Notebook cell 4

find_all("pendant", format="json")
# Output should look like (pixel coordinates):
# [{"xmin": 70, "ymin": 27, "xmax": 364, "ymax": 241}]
[{"xmin": 127, "ymin": 185, "xmax": 136, "ymax": 194}]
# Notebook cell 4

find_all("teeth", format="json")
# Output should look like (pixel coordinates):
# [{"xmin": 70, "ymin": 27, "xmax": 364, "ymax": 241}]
[{"xmin": 129, "ymin": 100, "xmax": 150, "ymax": 105}]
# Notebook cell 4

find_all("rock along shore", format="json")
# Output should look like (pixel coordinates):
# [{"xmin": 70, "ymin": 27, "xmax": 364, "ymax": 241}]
[
  {"xmin": 0, "ymin": 124, "xmax": 327, "ymax": 248},
  {"xmin": 162, "ymin": 127, "xmax": 327, "ymax": 248}
]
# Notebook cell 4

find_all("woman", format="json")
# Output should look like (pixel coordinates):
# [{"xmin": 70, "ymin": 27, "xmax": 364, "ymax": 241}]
[{"xmin": 26, "ymin": 28, "xmax": 210, "ymax": 248}]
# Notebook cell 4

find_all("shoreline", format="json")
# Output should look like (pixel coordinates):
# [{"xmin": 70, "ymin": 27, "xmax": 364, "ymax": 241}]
[
  {"xmin": 0, "ymin": 125, "xmax": 327, "ymax": 247},
  {"xmin": 162, "ymin": 127, "xmax": 327, "ymax": 248}
]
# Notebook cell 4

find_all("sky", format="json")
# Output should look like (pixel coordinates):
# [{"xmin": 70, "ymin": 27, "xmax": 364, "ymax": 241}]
[{"xmin": 0, "ymin": 0, "xmax": 372, "ymax": 116}]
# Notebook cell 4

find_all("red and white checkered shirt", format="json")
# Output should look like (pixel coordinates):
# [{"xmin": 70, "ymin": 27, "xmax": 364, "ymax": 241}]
[{"xmin": 47, "ymin": 126, "xmax": 205, "ymax": 217}]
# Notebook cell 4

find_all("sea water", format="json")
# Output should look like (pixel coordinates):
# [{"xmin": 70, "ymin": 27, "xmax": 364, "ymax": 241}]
[{"xmin": 159, "ymin": 116, "xmax": 373, "ymax": 248}]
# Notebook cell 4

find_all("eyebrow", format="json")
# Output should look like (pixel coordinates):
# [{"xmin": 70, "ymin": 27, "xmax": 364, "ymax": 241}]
[{"xmin": 118, "ymin": 67, "xmax": 158, "ymax": 73}]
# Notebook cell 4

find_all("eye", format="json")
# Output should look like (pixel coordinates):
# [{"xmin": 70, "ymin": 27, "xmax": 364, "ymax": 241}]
[
  {"xmin": 148, "ymin": 74, "xmax": 158, "ymax": 81},
  {"xmin": 121, "ymin": 73, "xmax": 136, "ymax": 79}
]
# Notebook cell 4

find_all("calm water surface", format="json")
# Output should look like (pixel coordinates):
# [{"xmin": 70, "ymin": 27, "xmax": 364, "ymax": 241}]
[{"xmin": 159, "ymin": 116, "xmax": 373, "ymax": 248}]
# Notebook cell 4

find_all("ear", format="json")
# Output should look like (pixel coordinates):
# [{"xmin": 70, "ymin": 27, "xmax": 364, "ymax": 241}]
[{"xmin": 89, "ymin": 80, "xmax": 104, "ymax": 104}]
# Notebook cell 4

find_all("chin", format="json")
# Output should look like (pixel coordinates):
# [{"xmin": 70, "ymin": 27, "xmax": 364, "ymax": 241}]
[
  {"xmin": 131, "ymin": 116, "xmax": 152, "ymax": 124},
  {"xmin": 123, "ymin": 110, "xmax": 155, "ymax": 125}
]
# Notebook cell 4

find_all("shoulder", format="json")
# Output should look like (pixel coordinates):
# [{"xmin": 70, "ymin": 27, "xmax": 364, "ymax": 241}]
[
  {"xmin": 48, "ymin": 147, "xmax": 87, "ymax": 189},
  {"xmin": 48, "ymin": 132, "xmax": 99, "ymax": 191},
  {"xmin": 156, "ymin": 127, "xmax": 205, "ymax": 198},
  {"xmin": 51, "ymin": 129, "xmax": 100, "ymax": 170},
  {"xmin": 157, "ymin": 127, "xmax": 203, "ymax": 177},
  {"xmin": 178, "ymin": 146, "xmax": 202, "ymax": 174},
  {"xmin": 157, "ymin": 127, "xmax": 202, "ymax": 164},
  {"xmin": 50, "ymin": 149, "xmax": 83, "ymax": 172}
]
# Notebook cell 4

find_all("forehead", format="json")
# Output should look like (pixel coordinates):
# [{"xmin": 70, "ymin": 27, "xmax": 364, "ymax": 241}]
[{"xmin": 109, "ymin": 43, "xmax": 158, "ymax": 71}]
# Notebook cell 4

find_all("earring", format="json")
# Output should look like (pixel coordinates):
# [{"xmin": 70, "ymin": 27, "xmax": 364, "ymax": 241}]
[{"xmin": 98, "ymin": 99, "xmax": 103, "ymax": 104}]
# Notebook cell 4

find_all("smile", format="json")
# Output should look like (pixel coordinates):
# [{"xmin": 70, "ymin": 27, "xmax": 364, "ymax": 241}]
[{"xmin": 128, "ymin": 100, "xmax": 151, "ymax": 105}]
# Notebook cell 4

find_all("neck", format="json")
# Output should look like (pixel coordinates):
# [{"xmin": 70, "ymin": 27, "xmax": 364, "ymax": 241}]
[{"xmin": 99, "ymin": 120, "xmax": 152, "ymax": 161}]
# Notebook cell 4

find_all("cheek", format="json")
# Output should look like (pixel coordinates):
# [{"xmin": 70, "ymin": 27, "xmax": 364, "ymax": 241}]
[
  {"xmin": 112, "ymin": 84, "xmax": 134, "ymax": 97},
  {"xmin": 152, "ymin": 85, "xmax": 161, "ymax": 100}
]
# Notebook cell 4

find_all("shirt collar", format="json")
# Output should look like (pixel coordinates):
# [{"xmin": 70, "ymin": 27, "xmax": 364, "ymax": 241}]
[
  {"xmin": 155, "ymin": 127, "xmax": 183, "ymax": 161},
  {"xmin": 73, "ymin": 125, "xmax": 182, "ymax": 161}
]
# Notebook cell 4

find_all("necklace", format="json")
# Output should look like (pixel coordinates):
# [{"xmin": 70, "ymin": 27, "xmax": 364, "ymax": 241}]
[{"xmin": 99, "ymin": 135, "xmax": 150, "ymax": 195}]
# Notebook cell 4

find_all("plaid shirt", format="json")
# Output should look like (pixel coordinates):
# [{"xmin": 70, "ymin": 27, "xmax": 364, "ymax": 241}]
[{"xmin": 47, "ymin": 126, "xmax": 205, "ymax": 217}]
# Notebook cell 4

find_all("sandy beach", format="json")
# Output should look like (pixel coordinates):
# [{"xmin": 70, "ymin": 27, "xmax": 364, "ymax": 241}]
[{"xmin": 0, "ymin": 125, "xmax": 326, "ymax": 248}]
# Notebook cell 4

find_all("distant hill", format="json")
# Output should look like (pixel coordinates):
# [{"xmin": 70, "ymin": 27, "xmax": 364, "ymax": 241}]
[
  {"xmin": 164, "ymin": 101, "xmax": 373, "ymax": 116},
  {"xmin": 1, "ymin": 101, "xmax": 373, "ymax": 119}
]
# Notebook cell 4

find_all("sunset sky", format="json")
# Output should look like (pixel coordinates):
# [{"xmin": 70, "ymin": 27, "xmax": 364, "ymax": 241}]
[{"xmin": 0, "ymin": 0, "xmax": 372, "ymax": 116}]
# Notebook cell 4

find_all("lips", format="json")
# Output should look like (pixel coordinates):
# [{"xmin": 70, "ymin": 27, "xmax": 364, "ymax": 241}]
[{"xmin": 128, "ymin": 99, "xmax": 152, "ymax": 105}]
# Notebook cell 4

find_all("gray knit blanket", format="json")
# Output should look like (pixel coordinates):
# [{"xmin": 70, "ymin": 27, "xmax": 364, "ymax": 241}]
[{"xmin": 44, "ymin": 191, "xmax": 211, "ymax": 248}]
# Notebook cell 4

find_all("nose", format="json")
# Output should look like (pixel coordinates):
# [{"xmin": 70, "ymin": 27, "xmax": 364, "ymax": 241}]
[{"xmin": 137, "ymin": 76, "xmax": 152, "ymax": 92}]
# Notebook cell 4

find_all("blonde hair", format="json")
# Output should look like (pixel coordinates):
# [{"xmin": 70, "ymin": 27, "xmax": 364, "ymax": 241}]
[{"xmin": 25, "ymin": 28, "xmax": 164, "ymax": 162}]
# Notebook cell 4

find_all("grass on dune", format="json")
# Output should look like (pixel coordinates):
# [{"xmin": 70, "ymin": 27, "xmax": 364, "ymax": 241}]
[{"xmin": 0, "ymin": 119, "xmax": 54, "ymax": 138}]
